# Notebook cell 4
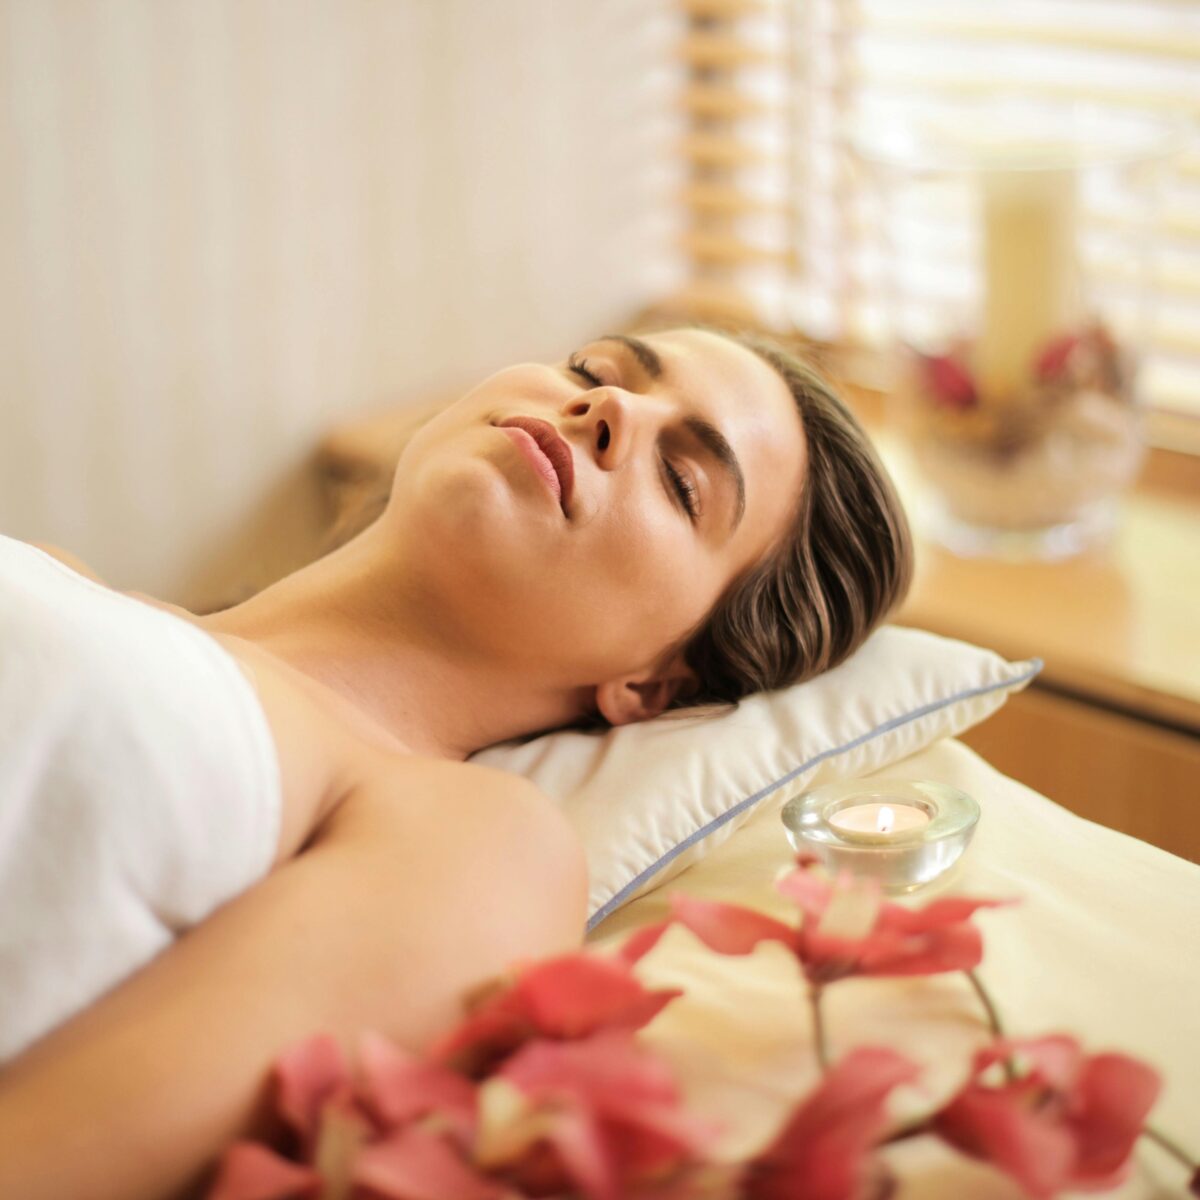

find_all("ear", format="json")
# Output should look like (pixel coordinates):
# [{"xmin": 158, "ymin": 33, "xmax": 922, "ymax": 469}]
[{"xmin": 593, "ymin": 658, "xmax": 700, "ymax": 728}]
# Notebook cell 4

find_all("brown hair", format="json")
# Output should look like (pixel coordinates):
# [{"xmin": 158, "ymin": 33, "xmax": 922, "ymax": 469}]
[
  {"xmin": 322, "ymin": 326, "xmax": 915, "ymax": 731},
  {"xmin": 642, "ymin": 326, "xmax": 915, "ymax": 725}
]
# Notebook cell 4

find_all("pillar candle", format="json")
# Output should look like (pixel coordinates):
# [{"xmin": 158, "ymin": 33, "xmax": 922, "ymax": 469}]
[{"xmin": 976, "ymin": 167, "xmax": 1081, "ymax": 403}]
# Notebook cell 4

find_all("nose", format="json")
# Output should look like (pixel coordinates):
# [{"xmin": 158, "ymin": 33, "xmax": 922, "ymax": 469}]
[{"xmin": 565, "ymin": 387, "xmax": 638, "ymax": 470}]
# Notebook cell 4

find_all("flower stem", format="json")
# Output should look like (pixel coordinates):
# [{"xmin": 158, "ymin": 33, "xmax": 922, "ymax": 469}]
[
  {"xmin": 809, "ymin": 984, "xmax": 829, "ymax": 1073},
  {"xmin": 964, "ymin": 969, "xmax": 1017, "ymax": 1083},
  {"xmin": 965, "ymin": 968, "xmax": 1005, "ymax": 1037},
  {"xmin": 1142, "ymin": 1122, "xmax": 1198, "ymax": 1174}
]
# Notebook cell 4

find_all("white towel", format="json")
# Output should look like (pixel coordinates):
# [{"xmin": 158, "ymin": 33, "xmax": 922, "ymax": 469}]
[{"xmin": 0, "ymin": 535, "xmax": 282, "ymax": 1063}]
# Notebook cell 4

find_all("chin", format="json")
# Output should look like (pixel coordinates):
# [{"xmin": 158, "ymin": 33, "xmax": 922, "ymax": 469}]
[{"xmin": 403, "ymin": 456, "xmax": 547, "ymax": 578}]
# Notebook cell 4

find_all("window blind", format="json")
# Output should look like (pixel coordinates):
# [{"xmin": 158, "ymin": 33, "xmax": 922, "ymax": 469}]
[{"xmin": 671, "ymin": 0, "xmax": 1200, "ymax": 450}]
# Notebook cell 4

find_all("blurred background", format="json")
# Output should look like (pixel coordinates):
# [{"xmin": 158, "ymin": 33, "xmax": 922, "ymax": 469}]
[
  {"xmin": 0, "ymin": 0, "xmax": 687, "ymax": 604},
  {"xmin": 2, "ymin": 1, "xmax": 1198, "ymax": 854}
]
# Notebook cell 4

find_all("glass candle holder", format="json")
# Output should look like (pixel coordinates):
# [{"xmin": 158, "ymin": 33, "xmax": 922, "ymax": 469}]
[
  {"xmin": 780, "ymin": 779, "xmax": 981, "ymax": 895},
  {"xmin": 851, "ymin": 101, "xmax": 1183, "ymax": 561}
]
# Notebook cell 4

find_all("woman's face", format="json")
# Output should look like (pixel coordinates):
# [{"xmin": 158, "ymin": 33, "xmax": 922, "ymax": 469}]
[{"xmin": 385, "ymin": 327, "xmax": 807, "ymax": 723}]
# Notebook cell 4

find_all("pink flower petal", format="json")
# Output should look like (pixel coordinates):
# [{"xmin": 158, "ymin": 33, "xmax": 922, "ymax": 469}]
[
  {"xmin": 498, "ymin": 1030, "xmax": 717, "ymax": 1190},
  {"xmin": 775, "ymin": 863, "xmax": 834, "ymax": 919},
  {"xmin": 518, "ymin": 954, "xmax": 682, "ymax": 1037},
  {"xmin": 427, "ymin": 996, "xmax": 530, "ymax": 1078},
  {"xmin": 790, "ymin": 1047, "xmax": 920, "ymax": 1132},
  {"xmin": 352, "ymin": 1125, "xmax": 509, "ymax": 1200},
  {"xmin": 204, "ymin": 1142, "xmax": 323, "ymax": 1200},
  {"xmin": 745, "ymin": 1047, "xmax": 920, "ymax": 1200},
  {"xmin": 854, "ymin": 922, "xmax": 986, "ymax": 977},
  {"xmin": 814, "ymin": 876, "xmax": 883, "ymax": 942},
  {"xmin": 500, "ymin": 1029, "xmax": 682, "ymax": 1112},
  {"xmin": 518, "ymin": 1104, "xmax": 619, "ymax": 1200},
  {"xmin": 874, "ymin": 896, "xmax": 1013, "ymax": 935},
  {"xmin": 934, "ymin": 1086, "xmax": 1076, "ymax": 1199},
  {"xmin": 357, "ymin": 1030, "xmax": 477, "ymax": 1147},
  {"xmin": 617, "ymin": 921, "xmax": 673, "ymax": 966},
  {"xmin": 669, "ymin": 895, "xmax": 799, "ymax": 957},
  {"xmin": 429, "ymin": 953, "xmax": 681, "ymax": 1076},
  {"xmin": 601, "ymin": 1101, "xmax": 725, "ymax": 1173},
  {"xmin": 972, "ymin": 1036, "xmax": 1081, "ymax": 1092},
  {"xmin": 272, "ymin": 1033, "xmax": 352, "ymax": 1149},
  {"xmin": 1068, "ymin": 1053, "xmax": 1161, "ymax": 1181},
  {"xmin": 794, "ymin": 891, "xmax": 1010, "ymax": 982}
]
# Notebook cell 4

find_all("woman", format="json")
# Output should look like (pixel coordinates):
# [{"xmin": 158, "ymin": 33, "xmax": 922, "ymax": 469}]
[{"xmin": 0, "ymin": 325, "xmax": 912, "ymax": 1199}]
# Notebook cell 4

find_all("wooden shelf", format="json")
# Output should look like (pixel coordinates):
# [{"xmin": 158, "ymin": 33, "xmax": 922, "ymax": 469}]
[
  {"xmin": 957, "ymin": 686, "xmax": 1200, "ymax": 863},
  {"xmin": 899, "ymin": 489, "xmax": 1200, "ymax": 734},
  {"xmin": 849, "ymin": 389, "xmax": 1200, "ymax": 737}
]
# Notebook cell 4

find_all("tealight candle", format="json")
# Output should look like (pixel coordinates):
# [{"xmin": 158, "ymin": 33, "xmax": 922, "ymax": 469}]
[
  {"xmin": 781, "ymin": 779, "xmax": 981, "ymax": 894},
  {"xmin": 828, "ymin": 802, "xmax": 931, "ymax": 844}
]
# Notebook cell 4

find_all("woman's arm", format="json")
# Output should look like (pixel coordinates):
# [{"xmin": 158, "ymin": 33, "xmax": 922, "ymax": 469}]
[{"xmin": 0, "ymin": 760, "xmax": 588, "ymax": 1200}]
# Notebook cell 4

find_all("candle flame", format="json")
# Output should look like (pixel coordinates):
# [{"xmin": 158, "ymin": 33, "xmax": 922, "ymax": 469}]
[{"xmin": 877, "ymin": 805, "xmax": 895, "ymax": 834}]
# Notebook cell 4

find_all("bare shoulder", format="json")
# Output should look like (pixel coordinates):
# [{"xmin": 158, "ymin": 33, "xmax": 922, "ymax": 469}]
[{"xmin": 311, "ymin": 754, "xmax": 586, "ymax": 875}]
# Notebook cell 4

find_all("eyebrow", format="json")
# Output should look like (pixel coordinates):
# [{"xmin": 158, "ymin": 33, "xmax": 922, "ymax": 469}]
[
  {"xmin": 682, "ymin": 414, "xmax": 746, "ymax": 531},
  {"xmin": 597, "ymin": 333, "xmax": 663, "ymax": 379},
  {"xmin": 596, "ymin": 333, "xmax": 746, "ymax": 533}
]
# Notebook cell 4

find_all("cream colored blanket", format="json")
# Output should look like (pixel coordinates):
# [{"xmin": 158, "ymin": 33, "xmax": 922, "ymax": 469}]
[{"xmin": 585, "ymin": 737, "xmax": 1200, "ymax": 1199}]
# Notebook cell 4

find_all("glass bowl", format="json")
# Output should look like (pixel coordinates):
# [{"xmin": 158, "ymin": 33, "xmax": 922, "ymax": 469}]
[{"xmin": 781, "ymin": 778, "xmax": 981, "ymax": 894}]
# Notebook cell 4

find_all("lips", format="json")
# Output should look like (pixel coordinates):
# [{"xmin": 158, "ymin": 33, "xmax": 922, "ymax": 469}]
[{"xmin": 497, "ymin": 416, "xmax": 575, "ymax": 515}]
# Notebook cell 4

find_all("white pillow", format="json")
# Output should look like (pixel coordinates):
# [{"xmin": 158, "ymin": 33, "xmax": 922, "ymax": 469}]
[{"xmin": 470, "ymin": 625, "xmax": 1041, "ymax": 930}]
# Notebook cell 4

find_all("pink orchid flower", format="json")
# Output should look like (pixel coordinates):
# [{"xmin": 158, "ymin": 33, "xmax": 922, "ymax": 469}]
[
  {"xmin": 429, "ymin": 951, "xmax": 683, "ymax": 1078},
  {"xmin": 931, "ymin": 1034, "xmax": 1161, "ymax": 1199},
  {"xmin": 475, "ymin": 1027, "xmax": 723, "ymax": 1200},
  {"xmin": 206, "ymin": 1031, "xmax": 498, "ymax": 1200},
  {"xmin": 739, "ymin": 1046, "xmax": 921, "ymax": 1200},
  {"xmin": 207, "ymin": 958, "xmax": 694, "ymax": 1200},
  {"xmin": 621, "ymin": 855, "xmax": 1010, "ymax": 985}
]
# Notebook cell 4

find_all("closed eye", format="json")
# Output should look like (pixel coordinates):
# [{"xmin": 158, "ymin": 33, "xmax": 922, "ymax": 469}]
[
  {"xmin": 568, "ymin": 354, "xmax": 604, "ymax": 388},
  {"xmin": 663, "ymin": 458, "xmax": 701, "ymax": 520}
]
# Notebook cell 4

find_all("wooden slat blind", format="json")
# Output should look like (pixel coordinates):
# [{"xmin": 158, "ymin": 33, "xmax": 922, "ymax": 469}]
[
  {"xmin": 672, "ymin": 0, "xmax": 802, "ymax": 324},
  {"xmin": 670, "ymin": 0, "xmax": 1200, "ymax": 446}
]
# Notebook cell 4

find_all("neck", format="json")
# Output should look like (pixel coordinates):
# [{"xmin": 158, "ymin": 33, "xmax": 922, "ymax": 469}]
[{"xmin": 196, "ymin": 530, "xmax": 591, "ymax": 761}]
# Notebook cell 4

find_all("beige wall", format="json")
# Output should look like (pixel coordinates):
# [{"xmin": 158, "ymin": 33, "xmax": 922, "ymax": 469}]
[{"xmin": 0, "ymin": 0, "xmax": 684, "ymax": 608}]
